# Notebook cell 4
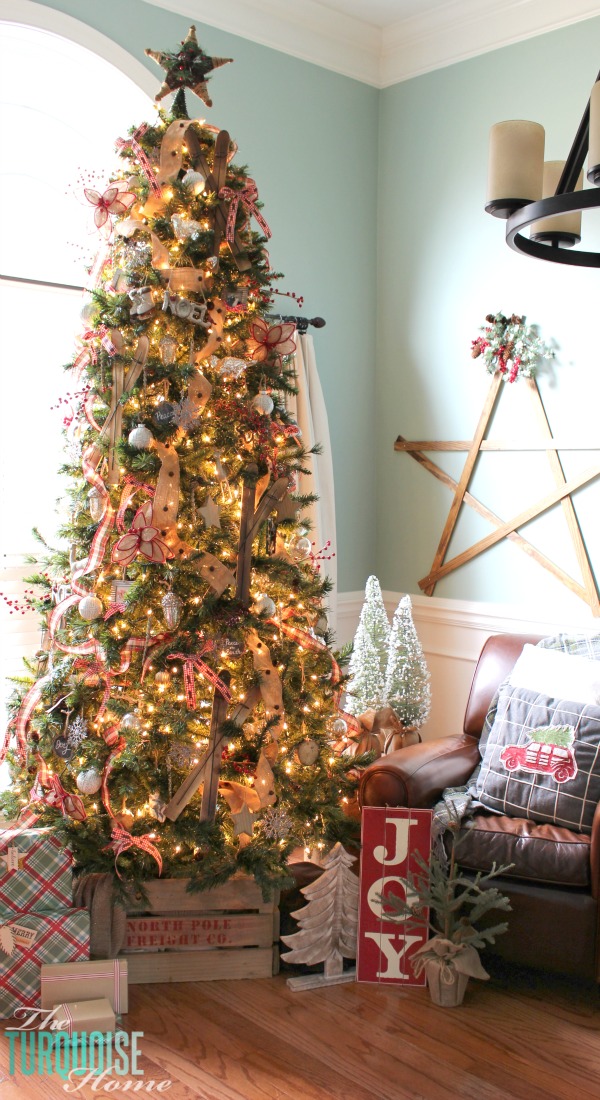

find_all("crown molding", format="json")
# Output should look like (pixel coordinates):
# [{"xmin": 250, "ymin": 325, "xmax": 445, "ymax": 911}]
[
  {"xmin": 5, "ymin": 0, "xmax": 599, "ymax": 87},
  {"xmin": 380, "ymin": 0, "xmax": 600, "ymax": 85}
]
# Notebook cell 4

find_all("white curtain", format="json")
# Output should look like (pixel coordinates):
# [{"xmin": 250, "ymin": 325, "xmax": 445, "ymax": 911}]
[{"xmin": 287, "ymin": 333, "xmax": 337, "ymax": 634}]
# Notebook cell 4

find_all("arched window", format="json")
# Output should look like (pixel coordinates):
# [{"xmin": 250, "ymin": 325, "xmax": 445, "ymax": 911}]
[{"xmin": 0, "ymin": 18, "xmax": 152, "ymax": 723}]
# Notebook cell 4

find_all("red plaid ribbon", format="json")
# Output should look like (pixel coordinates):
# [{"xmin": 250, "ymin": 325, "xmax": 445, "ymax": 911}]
[
  {"xmin": 100, "ymin": 736, "xmax": 126, "ymax": 818},
  {"xmin": 219, "ymin": 179, "xmax": 271, "ymax": 244},
  {"xmin": 115, "ymin": 123, "xmax": 162, "ymax": 196},
  {"xmin": 167, "ymin": 644, "xmax": 232, "ymax": 710},
  {"xmin": 103, "ymin": 822, "xmax": 162, "ymax": 878},
  {"xmin": 270, "ymin": 611, "xmax": 361, "ymax": 736}
]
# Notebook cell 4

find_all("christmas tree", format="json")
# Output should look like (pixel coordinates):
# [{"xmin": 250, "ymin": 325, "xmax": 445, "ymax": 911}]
[
  {"xmin": 384, "ymin": 595, "xmax": 431, "ymax": 731},
  {"xmin": 345, "ymin": 575, "xmax": 390, "ymax": 715},
  {"xmin": 0, "ymin": 27, "xmax": 359, "ymax": 897}
]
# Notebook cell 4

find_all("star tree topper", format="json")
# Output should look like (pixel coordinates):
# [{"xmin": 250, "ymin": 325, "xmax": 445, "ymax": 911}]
[{"xmin": 145, "ymin": 25, "xmax": 233, "ymax": 107}]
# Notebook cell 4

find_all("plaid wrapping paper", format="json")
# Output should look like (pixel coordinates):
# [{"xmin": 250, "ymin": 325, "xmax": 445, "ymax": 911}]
[
  {"xmin": 0, "ymin": 908, "xmax": 89, "ymax": 1019},
  {"xmin": 0, "ymin": 827, "xmax": 73, "ymax": 919},
  {"xmin": 41, "ymin": 958, "xmax": 128, "ymax": 1014}
]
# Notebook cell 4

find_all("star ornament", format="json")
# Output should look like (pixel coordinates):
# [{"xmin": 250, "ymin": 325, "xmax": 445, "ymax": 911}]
[{"xmin": 145, "ymin": 25, "xmax": 233, "ymax": 107}]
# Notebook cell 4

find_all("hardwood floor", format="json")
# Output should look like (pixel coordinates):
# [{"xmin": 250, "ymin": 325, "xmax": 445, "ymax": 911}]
[{"xmin": 1, "ymin": 959, "xmax": 599, "ymax": 1100}]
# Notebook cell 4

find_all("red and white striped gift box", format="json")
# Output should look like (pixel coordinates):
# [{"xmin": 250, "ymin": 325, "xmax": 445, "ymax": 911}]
[{"xmin": 40, "ymin": 957, "xmax": 128, "ymax": 1013}]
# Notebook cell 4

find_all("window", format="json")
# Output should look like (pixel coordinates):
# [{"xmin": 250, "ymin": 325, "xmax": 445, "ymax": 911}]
[{"xmin": 0, "ymin": 21, "xmax": 151, "ymax": 727}]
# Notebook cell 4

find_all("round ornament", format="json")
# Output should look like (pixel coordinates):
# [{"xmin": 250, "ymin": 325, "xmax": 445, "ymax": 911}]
[
  {"xmin": 289, "ymin": 535, "xmax": 312, "ymax": 561},
  {"xmin": 128, "ymin": 424, "xmax": 154, "ymax": 450},
  {"xmin": 162, "ymin": 590, "xmax": 183, "ymax": 630},
  {"xmin": 253, "ymin": 593, "xmax": 276, "ymax": 617},
  {"xmin": 315, "ymin": 613, "xmax": 328, "ymax": 637},
  {"xmin": 331, "ymin": 717, "xmax": 348, "ymax": 736},
  {"xmin": 295, "ymin": 739, "xmax": 320, "ymax": 766},
  {"xmin": 53, "ymin": 735, "xmax": 73, "ymax": 760},
  {"xmin": 83, "ymin": 672, "xmax": 101, "ymax": 688},
  {"xmin": 114, "ymin": 809, "xmax": 135, "ymax": 831},
  {"xmin": 153, "ymin": 401, "xmax": 176, "ymax": 428},
  {"xmin": 78, "ymin": 595, "xmax": 103, "ymax": 622},
  {"xmin": 154, "ymin": 670, "xmax": 171, "ymax": 687},
  {"xmin": 80, "ymin": 301, "xmax": 95, "ymax": 325},
  {"xmin": 76, "ymin": 768, "xmax": 102, "ymax": 795},
  {"xmin": 182, "ymin": 169, "xmax": 206, "ymax": 195},
  {"xmin": 88, "ymin": 487, "xmax": 104, "ymax": 523},
  {"xmin": 120, "ymin": 712, "xmax": 142, "ymax": 732},
  {"xmin": 252, "ymin": 388, "xmax": 274, "ymax": 416}
]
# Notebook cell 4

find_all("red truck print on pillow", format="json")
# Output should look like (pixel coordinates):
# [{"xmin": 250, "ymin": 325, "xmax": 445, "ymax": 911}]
[{"xmin": 500, "ymin": 725, "xmax": 577, "ymax": 784}]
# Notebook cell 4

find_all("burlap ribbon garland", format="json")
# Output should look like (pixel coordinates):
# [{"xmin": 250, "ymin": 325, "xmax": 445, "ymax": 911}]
[{"xmin": 346, "ymin": 706, "xmax": 421, "ymax": 758}]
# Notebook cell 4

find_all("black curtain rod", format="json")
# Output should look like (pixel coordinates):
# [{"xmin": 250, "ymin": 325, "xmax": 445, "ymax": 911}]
[{"xmin": 269, "ymin": 313, "xmax": 326, "ymax": 334}]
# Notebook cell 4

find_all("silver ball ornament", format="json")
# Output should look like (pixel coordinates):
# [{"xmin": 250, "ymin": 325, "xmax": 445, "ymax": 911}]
[
  {"xmin": 331, "ymin": 718, "xmax": 348, "ymax": 736},
  {"xmin": 78, "ymin": 595, "xmax": 103, "ymax": 622},
  {"xmin": 289, "ymin": 535, "xmax": 312, "ymax": 561},
  {"xmin": 120, "ymin": 712, "xmax": 142, "ymax": 732},
  {"xmin": 128, "ymin": 424, "xmax": 154, "ymax": 450},
  {"xmin": 76, "ymin": 768, "xmax": 102, "ymax": 795}
]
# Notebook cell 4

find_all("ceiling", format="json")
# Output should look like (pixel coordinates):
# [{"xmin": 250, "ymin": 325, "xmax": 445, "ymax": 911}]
[{"xmin": 141, "ymin": 0, "xmax": 600, "ymax": 85}]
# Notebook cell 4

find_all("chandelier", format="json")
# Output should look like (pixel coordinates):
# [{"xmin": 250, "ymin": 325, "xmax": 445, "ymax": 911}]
[{"xmin": 485, "ymin": 74, "xmax": 600, "ymax": 266}]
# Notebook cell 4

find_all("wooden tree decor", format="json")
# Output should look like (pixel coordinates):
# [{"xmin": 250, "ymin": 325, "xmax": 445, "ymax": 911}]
[{"xmin": 395, "ymin": 374, "xmax": 600, "ymax": 615}]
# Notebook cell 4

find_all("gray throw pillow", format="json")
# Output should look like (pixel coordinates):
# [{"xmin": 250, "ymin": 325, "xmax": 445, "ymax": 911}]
[{"xmin": 469, "ymin": 683, "xmax": 600, "ymax": 834}]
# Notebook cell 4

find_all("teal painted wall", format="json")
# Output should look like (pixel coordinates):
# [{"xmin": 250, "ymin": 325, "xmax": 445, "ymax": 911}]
[
  {"xmin": 7, "ymin": 0, "xmax": 379, "ymax": 595},
  {"xmin": 377, "ymin": 20, "xmax": 600, "ymax": 620}
]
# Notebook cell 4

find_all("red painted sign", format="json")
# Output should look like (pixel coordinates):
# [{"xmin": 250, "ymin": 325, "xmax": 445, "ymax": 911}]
[{"xmin": 357, "ymin": 807, "xmax": 432, "ymax": 985}]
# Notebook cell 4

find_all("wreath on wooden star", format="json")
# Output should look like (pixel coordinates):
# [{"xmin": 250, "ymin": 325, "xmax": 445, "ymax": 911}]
[{"xmin": 471, "ymin": 312, "xmax": 553, "ymax": 383}]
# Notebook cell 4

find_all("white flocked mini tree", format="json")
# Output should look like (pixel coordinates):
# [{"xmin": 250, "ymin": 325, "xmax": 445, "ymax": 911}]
[
  {"xmin": 385, "ymin": 595, "xmax": 431, "ymax": 732},
  {"xmin": 345, "ymin": 575, "xmax": 390, "ymax": 715}
]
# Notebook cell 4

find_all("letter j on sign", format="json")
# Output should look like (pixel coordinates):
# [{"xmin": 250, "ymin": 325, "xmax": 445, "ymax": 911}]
[{"xmin": 357, "ymin": 807, "xmax": 432, "ymax": 985}]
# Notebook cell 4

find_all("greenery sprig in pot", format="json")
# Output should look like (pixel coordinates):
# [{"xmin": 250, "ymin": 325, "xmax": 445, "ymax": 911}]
[{"xmin": 384, "ymin": 821, "xmax": 513, "ymax": 1007}]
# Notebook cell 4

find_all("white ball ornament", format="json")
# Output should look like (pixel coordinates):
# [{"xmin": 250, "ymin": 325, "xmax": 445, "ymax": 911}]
[
  {"xmin": 76, "ymin": 768, "xmax": 102, "ymax": 795},
  {"xmin": 252, "ymin": 388, "xmax": 274, "ymax": 416},
  {"xmin": 295, "ymin": 739, "xmax": 320, "ymax": 766},
  {"xmin": 128, "ymin": 424, "xmax": 154, "ymax": 450},
  {"xmin": 253, "ymin": 593, "xmax": 276, "ymax": 617},
  {"xmin": 78, "ymin": 595, "xmax": 103, "ymax": 622},
  {"xmin": 182, "ymin": 169, "xmax": 206, "ymax": 195}
]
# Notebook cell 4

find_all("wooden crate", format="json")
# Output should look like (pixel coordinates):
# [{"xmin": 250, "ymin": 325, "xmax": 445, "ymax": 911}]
[{"xmin": 120, "ymin": 874, "xmax": 280, "ymax": 983}]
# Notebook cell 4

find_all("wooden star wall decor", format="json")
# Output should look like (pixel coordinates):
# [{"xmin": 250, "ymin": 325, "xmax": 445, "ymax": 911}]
[{"xmin": 395, "ymin": 373, "xmax": 600, "ymax": 615}]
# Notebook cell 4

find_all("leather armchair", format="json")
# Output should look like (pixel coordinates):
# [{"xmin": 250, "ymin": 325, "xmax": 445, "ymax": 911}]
[{"xmin": 359, "ymin": 633, "xmax": 600, "ymax": 980}]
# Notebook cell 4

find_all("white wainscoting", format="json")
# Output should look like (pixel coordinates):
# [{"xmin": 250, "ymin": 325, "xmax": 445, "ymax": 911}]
[{"xmin": 337, "ymin": 590, "xmax": 600, "ymax": 742}]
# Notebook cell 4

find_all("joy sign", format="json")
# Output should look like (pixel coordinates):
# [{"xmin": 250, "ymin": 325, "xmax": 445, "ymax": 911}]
[{"xmin": 357, "ymin": 807, "xmax": 432, "ymax": 985}]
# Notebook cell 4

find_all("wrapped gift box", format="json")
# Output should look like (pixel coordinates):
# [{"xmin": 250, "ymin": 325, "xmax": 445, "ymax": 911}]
[
  {"xmin": 0, "ymin": 826, "xmax": 73, "ymax": 919},
  {"xmin": 0, "ymin": 908, "xmax": 89, "ymax": 1019},
  {"xmin": 54, "ymin": 997, "xmax": 116, "ymax": 1037},
  {"xmin": 41, "ymin": 958, "xmax": 128, "ymax": 1014}
]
